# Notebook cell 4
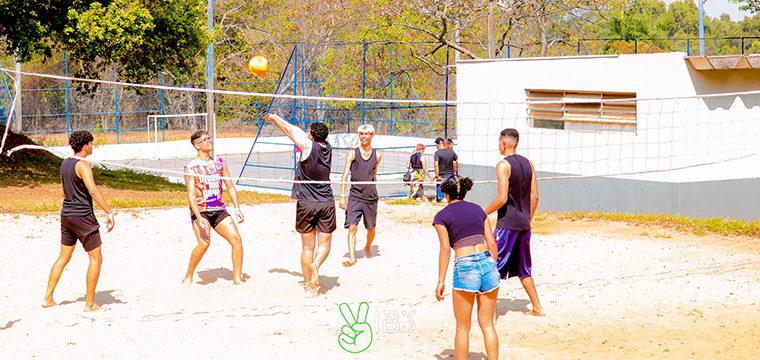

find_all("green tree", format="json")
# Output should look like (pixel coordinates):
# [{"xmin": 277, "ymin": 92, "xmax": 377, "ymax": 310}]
[{"xmin": 0, "ymin": 0, "xmax": 209, "ymax": 89}]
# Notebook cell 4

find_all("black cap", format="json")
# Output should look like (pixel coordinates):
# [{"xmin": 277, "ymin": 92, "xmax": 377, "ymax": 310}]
[{"xmin": 435, "ymin": 137, "xmax": 444, "ymax": 144}]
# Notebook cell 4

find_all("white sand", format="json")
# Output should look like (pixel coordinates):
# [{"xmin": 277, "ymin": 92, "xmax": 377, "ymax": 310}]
[{"xmin": 1, "ymin": 202, "xmax": 759, "ymax": 359}]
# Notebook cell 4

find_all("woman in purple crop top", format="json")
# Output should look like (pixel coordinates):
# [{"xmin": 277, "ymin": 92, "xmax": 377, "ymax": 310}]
[{"xmin": 433, "ymin": 176, "xmax": 499, "ymax": 360}]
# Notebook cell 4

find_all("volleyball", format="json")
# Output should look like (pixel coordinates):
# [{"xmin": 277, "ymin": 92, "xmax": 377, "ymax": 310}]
[{"xmin": 248, "ymin": 55, "xmax": 268, "ymax": 76}]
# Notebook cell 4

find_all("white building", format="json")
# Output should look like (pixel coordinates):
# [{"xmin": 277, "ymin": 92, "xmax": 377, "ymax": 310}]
[{"xmin": 456, "ymin": 52, "xmax": 760, "ymax": 221}]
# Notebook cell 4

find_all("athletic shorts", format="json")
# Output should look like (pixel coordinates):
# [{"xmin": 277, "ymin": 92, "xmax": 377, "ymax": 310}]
[
  {"xmin": 452, "ymin": 251, "xmax": 500, "ymax": 294},
  {"xmin": 61, "ymin": 213, "xmax": 102, "ymax": 252},
  {"xmin": 296, "ymin": 200, "xmax": 336, "ymax": 234},
  {"xmin": 344, "ymin": 200, "xmax": 377, "ymax": 230},
  {"xmin": 191, "ymin": 210, "xmax": 231, "ymax": 229},
  {"xmin": 494, "ymin": 228, "xmax": 533, "ymax": 279}
]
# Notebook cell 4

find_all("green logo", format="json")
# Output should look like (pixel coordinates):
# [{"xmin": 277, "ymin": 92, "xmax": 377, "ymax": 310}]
[{"xmin": 338, "ymin": 302, "xmax": 373, "ymax": 353}]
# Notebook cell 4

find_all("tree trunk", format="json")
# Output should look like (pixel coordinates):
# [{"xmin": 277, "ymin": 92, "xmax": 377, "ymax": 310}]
[{"xmin": 538, "ymin": 13, "xmax": 548, "ymax": 57}]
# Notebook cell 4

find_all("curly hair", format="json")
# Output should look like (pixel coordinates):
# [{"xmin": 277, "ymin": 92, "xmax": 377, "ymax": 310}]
[
  {"xmin": 308, "ymin": 122, "xmax": 329, "ymax": 142},
  {"xmin": 415, "ymin": 143, "xmax": 426, "ymax": 152},
  {"xmin": 439, "ymin": 175, "xmax": 473, "ymax": 201},
  {"xmin": 69, "ymin": 131, "xmax": 94, "ymax": 152}
]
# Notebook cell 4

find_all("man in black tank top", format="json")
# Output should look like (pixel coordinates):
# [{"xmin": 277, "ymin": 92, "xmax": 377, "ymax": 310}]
[
  {"xmin": 42, "ymin": 131, "xmax": 115, "ymax": 312},
  {"xmin": 484, "ymin": 128, "xmax": 544, "ymax": 316},
  {"xmin": 264, "ymin": 114, "xmax": 335, "ymax": 296},
  {"xmin": 338, "ymin": 124, "xmax": 383, "ymax": 267}
]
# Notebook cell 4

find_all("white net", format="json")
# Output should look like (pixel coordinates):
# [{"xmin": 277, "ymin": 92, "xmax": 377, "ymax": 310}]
[{"xmin": 3, "ymin": 66, "xmax": 760, "ymax": 196}]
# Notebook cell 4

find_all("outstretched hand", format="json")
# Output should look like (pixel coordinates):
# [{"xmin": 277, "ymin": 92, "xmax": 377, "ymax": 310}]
[
  {"xmin": 199, "ymin": 218, "xmax": 211, "ymax": 230},
  {"xmin": 105, "ymin": 213, "xmax": 115, "ymax": 233},
  {"xmin": 435, "ymin": 282, "xmax": 446, "ymax": 301}
]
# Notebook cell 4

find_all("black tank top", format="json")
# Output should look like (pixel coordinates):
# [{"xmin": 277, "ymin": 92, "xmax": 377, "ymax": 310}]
[
  {"xmin": 349, "ymin": 148, "xmax": 378, "ymax": 203},
  {"xmin": 496, "ymin": 154, "xmax": 532, "ymax": 230},
  {"xmin": 60, "ymin": 157, "xmax": 94, "ymax": 217},
  {"xmin": 292, "ymin": 140, "xmax": 334, "ymax": 202},
  {"xmin": 409, "ymin": 153, "xmax": 423, "ymax": 169}
]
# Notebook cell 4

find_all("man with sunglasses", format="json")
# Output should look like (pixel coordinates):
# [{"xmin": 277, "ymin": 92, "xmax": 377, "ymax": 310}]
[{"xmin": 182, "ymin": 131, "xmax": 245, "ymax": 287}]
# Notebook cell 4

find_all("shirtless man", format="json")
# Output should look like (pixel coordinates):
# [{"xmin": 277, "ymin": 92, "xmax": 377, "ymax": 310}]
[
  {"xmin": 339, "ymin": 124, "xmax": 382, "ymax": 267},
  {"xmin": 42, "ymin": 130, "xmax": 115, "ymax": 312},
  {"xmin": 182, "ymin": 130, "xmax": 245, "ymax": 286}
]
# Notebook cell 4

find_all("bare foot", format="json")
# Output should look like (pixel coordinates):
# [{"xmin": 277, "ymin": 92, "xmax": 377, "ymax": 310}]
[
  {"xmin": 41, "ymin": 299, "xmax": 57, "ymax": 308},
  {"xmin": 364, "ymin": 245, "xmax": 374, "ymax": 258},
  {"xmin": 526, "ymin": 309, "xmax": 546, "ymax": 317},
  {"xmin": 233, "ymin": 278, "xmax": 244, "ymax": 285},
  {"xmin": 304, "ymin": 283, "xmax": 319, "ymax": 298},
  {"xmin": 342, "ymin": 258, "xmax": 357, "ymax": 267},
  {"xmin": 84, "ymin": 303, "xmax": 102, "ymax": 312},
  {"xmin": 181, "ymin": 277, "xmax": 193, "ymax": 289},
  {"xmin": 309, "ymin": 263, "xmax": 320, "ymax": 287}
]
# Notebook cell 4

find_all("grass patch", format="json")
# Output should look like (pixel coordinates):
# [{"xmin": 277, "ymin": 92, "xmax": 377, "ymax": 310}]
[
  {"xmin": 387, "ymin": 198, "xmax": 421, "ymax": 205},
  {"xmin": 1, "ymin": 127, "xmax": 291, "ymax": 212},
  {"xmin": 548, "ymin": 210, "xmax": 760, "ymax": 237}
]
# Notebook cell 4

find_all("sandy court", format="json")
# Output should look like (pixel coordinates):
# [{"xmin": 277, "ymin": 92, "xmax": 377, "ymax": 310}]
[{"xmin": 1, "ymin": 201, "xmax": 759, "ymax": 359}]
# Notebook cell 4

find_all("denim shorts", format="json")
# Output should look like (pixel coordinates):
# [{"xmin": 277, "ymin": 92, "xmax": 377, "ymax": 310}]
[{"xmin": 452, "ymin": 251, "xmax": 500, "ymax": 294}]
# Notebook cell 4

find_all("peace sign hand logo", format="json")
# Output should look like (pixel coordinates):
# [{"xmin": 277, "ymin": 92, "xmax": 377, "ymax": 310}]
[{"xmin": 338, "ymin": 302, "xmax": 373, "ymax": 353}]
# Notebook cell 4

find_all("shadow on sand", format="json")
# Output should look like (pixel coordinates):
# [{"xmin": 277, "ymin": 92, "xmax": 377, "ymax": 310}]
[{"xmin": 196, "ymin": 267, "xmax": 251, "ymax": 285}]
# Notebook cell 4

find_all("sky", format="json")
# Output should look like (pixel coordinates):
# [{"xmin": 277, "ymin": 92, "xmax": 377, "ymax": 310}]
[{"xmin": 664, "ymin": 0, "xmax": 755, "ymax": 22}]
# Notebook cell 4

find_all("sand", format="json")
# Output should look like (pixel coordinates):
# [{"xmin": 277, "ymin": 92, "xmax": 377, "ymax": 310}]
[{"xmin": 1, "ymin": 201, "xmax": 759, "ymax": 359}]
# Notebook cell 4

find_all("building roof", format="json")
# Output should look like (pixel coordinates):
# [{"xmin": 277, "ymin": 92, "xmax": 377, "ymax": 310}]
[{"xmin": 685, "ymin": 54, "xmax": 760, "ymax": 70}]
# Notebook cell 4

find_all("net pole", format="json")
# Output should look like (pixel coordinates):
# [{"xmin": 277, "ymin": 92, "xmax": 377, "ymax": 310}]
[{"xmin": 206, "ymin": 0, "xmax": 215, "ymax": 156}]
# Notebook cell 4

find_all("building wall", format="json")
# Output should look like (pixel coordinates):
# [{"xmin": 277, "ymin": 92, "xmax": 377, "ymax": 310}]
[{"xmin": 456, "ymin": 53, "xmax": 760, "ymax": 221}]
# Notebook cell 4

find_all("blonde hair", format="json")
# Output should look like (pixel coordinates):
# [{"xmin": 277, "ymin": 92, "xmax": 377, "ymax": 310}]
[{"xmin": 357, "ymin": 124, "xmax": 375, "ymax": 134}]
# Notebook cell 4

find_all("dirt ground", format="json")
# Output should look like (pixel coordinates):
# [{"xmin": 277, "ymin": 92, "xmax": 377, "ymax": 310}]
[{"xmin": 1, "ymin": 187, "xmax": 759, "ymax": 359}]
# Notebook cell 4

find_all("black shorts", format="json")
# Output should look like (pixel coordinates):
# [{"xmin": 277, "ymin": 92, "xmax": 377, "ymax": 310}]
[
  {"xmin": 191, "ymin": 210, "xmax": 231, "ymax": 228},
  {"xmin": 344, "ymin": 200, "xmax": 377, "ymax": 230},
  {"xmin": 61, "ymin": 213, "xmax": 102, "ymax": 252},
  {"xmin": 295, "ymin": 200, "xmax": 336, "ymax": 234}
]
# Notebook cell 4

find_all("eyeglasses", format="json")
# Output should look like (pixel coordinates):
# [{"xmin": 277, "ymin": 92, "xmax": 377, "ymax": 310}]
[{"xmin": 196, "ymin": 137, "xmax": 213, "ymax": 144}]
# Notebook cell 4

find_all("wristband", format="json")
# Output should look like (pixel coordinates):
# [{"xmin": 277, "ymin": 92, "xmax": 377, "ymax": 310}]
[
  {"xmin": 107, "ymin": 213, "xmax": 114, "ymax": 216},
  {"xmin": 234, "ymin": 208, "xmax": 241, "ymax": 212},
  {"xmin": 340, "ymin": 194, "xmax": 346, "ymax": 197}
]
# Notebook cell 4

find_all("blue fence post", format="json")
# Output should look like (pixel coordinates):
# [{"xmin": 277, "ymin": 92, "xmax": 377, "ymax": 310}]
[
  {"xmin": 444, "ymin": 47, "xmax": 449, "ymax": 139},
  {"xmin": 507, "ymin": 41, "xmax": 510, "ymax": 58},
  {"xmin": 65, "ymin": 52, "xmax": 70, "ymax": 138},
  {"xmin": 389, "ymin": 42, "xmax": 394, "ymax": 136},
  {"xmin": 293, "ymin": 44, "xmax": 297, "ymax": 129},
  {"xmin": 361, "ymin": 42, "xmax": 367, "ymax": 126},
  {"xmin": 634, "ymin": 39, "xmax": 638, "ymax": 54},
  {"xmin": 114, "ymin": 64, "xmax": 119, "ymax": 143},
  {"xmin": 158, "ymin": 69, "xmax": 165, "ymax": 141},
  {"xmin": 577, "ymin": 40, "xmax": 581, "ymax": 55},
  {"xmin": 742, "ymin": 37, "xmax": 745, "ymax": 55},
  {"xmin": 687, "ymin": 38, "xmax": 690, "ymax": 56}
]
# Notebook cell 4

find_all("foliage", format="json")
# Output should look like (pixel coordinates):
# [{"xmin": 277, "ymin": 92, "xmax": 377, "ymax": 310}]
[{"xmin": 0, "ymin": 0, "xmax": 210, "ymax": 91}]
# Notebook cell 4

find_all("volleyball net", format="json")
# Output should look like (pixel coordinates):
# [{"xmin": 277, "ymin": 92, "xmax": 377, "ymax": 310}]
[{"xmin": 3, "ymin": 66, "xmax": 760, "ymax": 197}]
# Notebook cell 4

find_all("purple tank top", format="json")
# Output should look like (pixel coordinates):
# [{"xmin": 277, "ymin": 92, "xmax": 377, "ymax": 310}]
[{"xmin": 496, "ymin": 154, "xmax": 532, "ymax": 230}]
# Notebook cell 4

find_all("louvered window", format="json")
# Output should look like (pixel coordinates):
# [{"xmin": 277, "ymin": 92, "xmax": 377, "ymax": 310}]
[{"xmin": 526, "ymin": 90, "xmax": 637, "ymax": 133}]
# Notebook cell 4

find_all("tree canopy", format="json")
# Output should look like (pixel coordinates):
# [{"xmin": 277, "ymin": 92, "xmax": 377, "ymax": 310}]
[{"xmin": 0, "ymin": 0, "xmax": 209, "ymax": 87}]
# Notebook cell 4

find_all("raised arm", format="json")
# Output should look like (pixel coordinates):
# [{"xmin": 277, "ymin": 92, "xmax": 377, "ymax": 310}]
[
  {"xmin": 263, "ymin": 113, "xmax": 310, "ymax": 151},
  {"xmin": 483, "ymin": 159, "xmax": 511, "ymax": 215},
  {"xmin": 76, "ymin": 160, "xmax": 114, "ymax": 232}
]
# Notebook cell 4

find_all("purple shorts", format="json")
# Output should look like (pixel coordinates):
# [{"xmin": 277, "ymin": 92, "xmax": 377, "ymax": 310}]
[
  {"xmin": 493, "ymin": 228, "xmax": 532, "ymax": 279},
  {"xmin": 61, "ymin": 213, "xmax": 102, "ymax": 252},
  {"xmin": 344, "ymin": 200, "xmax": 377, "ymax": 230}
]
